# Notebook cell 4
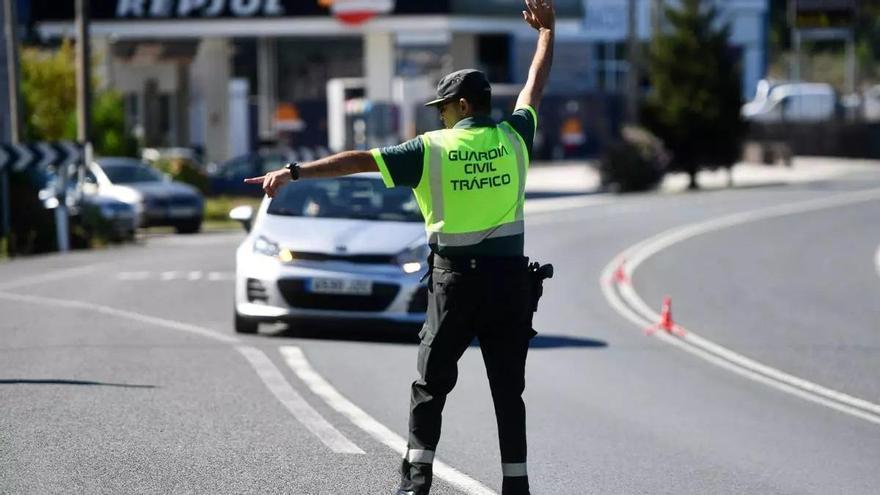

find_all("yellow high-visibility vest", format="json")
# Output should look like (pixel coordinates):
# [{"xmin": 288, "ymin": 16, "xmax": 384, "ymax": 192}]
[{"xmin": 411, "ymin": 121, "xmax": 529, "ymax": 248}]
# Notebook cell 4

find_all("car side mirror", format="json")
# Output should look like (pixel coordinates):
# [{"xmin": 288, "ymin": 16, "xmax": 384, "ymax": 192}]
[{"xmin": 229, "ymin": 205, "xmax": 254, "ymax": 232}]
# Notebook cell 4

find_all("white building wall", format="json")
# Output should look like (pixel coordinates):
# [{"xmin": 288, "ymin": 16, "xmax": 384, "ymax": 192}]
[{"xmin": 189, "ymin": 38, "xmax": 232, "ymax": 163}]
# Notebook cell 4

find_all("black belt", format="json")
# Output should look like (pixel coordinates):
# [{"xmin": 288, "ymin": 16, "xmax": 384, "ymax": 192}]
[{"xmin": 431, "ymin": 254, "xmax": 529, "ymax": 273}]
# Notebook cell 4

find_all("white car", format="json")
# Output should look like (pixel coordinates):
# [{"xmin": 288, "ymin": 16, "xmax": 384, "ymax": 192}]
[
  {"xmin": 83, "ymin": 157, "xmax": 205, "ymax": 233},
  {"xmin": 742, "ymin": 80, "xmax": 838, "ymax": 123},
  {"xmin": 230, "ymin": 173, "xmax": 429, "ymax": 334}
]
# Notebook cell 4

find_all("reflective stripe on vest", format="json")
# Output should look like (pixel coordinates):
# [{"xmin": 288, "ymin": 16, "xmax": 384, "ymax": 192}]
[{"xmin": 420, "ymin": 124, "xmax": 528, "ymax": 247}]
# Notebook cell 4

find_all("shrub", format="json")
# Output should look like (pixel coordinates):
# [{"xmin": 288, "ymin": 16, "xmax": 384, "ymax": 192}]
[{"xmin": 599, "ymin": 126, "xmax": 669, "ymax": 193}]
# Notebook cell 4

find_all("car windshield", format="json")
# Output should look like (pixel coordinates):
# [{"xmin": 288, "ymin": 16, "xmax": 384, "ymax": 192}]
[
  {"xmin": 102, "ymin": 164, "xmax": 164, "ymax": 184},
  {"xmin": 268, "ymin": 177, "xmax": 423, "ymax": 223}
]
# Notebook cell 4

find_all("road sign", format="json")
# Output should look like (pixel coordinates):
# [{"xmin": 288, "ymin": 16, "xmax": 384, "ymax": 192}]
[
  {"xmin": 793, "ymin": 0, "xmax": 856, "ymax": 29},
  {"xmin": 0, "ymin": 141, "xmax": 82, "ymax": 173}
]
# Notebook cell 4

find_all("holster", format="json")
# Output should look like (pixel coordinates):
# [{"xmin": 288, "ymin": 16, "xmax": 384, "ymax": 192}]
[{"xmin": 527, "ymin": 261, "xmax": 554, "ymax": 312}]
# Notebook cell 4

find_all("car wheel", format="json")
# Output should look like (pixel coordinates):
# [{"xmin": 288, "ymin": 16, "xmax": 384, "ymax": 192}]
[
  {"xmin": 175, "ymin": 219, "xmax": 202, "ymax": 234},
  {"xmin": 235, "ymin": 311, "xmax": 259, "ymax": 334}
]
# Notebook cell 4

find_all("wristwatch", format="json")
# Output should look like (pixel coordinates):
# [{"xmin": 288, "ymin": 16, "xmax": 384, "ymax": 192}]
[{"xmin": 284, "ymin": 162, "xmax": 300, "ymax": 181}]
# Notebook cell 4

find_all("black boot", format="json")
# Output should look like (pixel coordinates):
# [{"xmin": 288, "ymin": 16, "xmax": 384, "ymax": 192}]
[
  {"xmin": 502, "ymin": 476, "xmax": 530, "ymax": 495},
  {"xmin": 395, "ymin": 458, "xmax": 433, "ymax": 495}
]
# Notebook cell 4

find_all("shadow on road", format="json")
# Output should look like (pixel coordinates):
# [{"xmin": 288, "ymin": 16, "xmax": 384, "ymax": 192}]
[
  {"xmin": 529, "ymin": 334, "xmax": 608, "ymax": 349},
  {"xmin": 0, "ymin": 379, "xmax": 156, "ymax": 388},
  {"xmin": 266, "ymin": 322, "xmax": 607, "ymax": 350}
]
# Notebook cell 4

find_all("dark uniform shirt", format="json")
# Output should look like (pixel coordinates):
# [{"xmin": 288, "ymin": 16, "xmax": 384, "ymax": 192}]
[{"xmin": 375, "ymin": 107, "xmax": 537, "ymax": 257}]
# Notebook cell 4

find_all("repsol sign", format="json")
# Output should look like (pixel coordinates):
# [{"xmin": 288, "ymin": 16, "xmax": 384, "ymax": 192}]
[
  {"xmin": 29, "ymin": 0, "xmax": 450, "ymax": 22},
  {"xmin": 116, "ymin": 0, "xmax": 286, "ymax": 18}
]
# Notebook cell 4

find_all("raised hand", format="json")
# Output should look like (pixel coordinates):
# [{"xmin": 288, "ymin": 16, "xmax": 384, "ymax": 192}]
[
  {"xmin": 522, "ymin": 0, "xmax": 555, "ymax": 31},
  {"xmin": 243, "ymin": 169, "xmax": 291, "ymax": 198}
]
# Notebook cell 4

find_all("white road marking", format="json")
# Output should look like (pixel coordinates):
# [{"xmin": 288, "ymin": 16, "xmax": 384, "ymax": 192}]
[
  {"xmin": 207, "ymin": 271, "xmax": 235, "ymax": 281},
  {"xmin": 236, "ymin": 346, "xmax": 364, "ymax": 455},
  {"xmin": 600, "ymin": 187, "xmax": 880, "ymax": 426},
  {"xmin": 115, "ymin": 271, "xmax": 234, "ymax": 282},
  {"xmin": 0, "ymin": 291, "xmax": 238, "ymax": 344},
  {"xmin": 875, "ymin": 244, "xmax": 880, "ymax": 279},
  {"xmin": 280, "ymin": 346, "xmax": 497, "ymax": 495},
  {"xmin": 524, "ymin": 194, "xmax": 613, "ymax": 215}
]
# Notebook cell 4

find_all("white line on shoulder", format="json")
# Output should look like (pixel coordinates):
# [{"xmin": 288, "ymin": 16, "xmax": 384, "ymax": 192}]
[
  {"xmin": 280, "ymin": 346, "xmax": 497, "ymax": 495},
  {"xmin": 601, "ymin": 187, "xmax": 880, "ymax": 426},
  {"xmin": 237, "ymin": 346, "xmax": 364, "ymax": 454}
]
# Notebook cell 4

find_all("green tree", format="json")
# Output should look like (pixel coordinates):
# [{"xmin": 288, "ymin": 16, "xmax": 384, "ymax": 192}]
[
  {"xmin": 643, "ymin": 0, "xmax": 746, "ymax": 189},
  {"xmin": 21, "ymin": 40, "xmax": 77, "ymax": 141},
  {"xmin": 21, "ymin": 39, "xmax": 137, "ymax": 156}
]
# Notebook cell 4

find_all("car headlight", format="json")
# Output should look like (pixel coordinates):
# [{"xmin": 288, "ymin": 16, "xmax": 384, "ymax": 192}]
[
  {"xmin": 253, "ymin": 236, "xmax": 281, "ymax": 258},
  {"xmin": 395, "ymin": 243, "xmax": 431, "ymax": 274}
]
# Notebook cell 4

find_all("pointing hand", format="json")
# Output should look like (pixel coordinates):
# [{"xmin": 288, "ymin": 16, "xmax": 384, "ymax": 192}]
[{"xmin": 243, "ymin": 169, "xmax": 292, "ymax": 198}]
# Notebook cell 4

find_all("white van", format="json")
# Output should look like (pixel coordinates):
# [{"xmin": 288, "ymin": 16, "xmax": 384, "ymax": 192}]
[{"xmin": 742, "ymin": 80, "xmax": 837, "ymax": 123}]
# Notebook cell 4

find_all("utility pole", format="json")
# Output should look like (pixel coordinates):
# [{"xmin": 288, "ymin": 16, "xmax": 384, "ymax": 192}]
[
  {"xmin": 625, "ymin": 0, "xmax": 640, "ymax": 125},
  {"xmin": 651, "ymin": 0, "xmax": 664, "ymax": 36},
  {"xmin": 4, "ymin": 0, "xmax": 21, "ymax": 142},
  {"xmin": 60, "ymin": 0, "xmax": 93, "ymax": 253},
  {"xmin": 76, "ymin": 0, "xmax": 92, "ymax": 146},
  {"xmin": 1, "ymin": 0, "xmax": 22, "ymax": 255}
]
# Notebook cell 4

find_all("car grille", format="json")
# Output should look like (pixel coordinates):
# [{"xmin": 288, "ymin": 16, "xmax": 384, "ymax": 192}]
[
  {"xmin": 287, "ymin": 252, "xmax": 395, "ymax": 264},
  {"xmin": 407, "ymin": 286, "xmax": 428, "ymax": 314},
  {"xmin": 247, "ymin": 278, "xmax": 269, "ymax": 303},
  {"xmin": 276, "ymin": 279, "xmax": 399, "ymax": 312}
]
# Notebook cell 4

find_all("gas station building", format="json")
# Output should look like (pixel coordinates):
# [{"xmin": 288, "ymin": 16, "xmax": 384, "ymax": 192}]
[{"xmin": 30, "ymin": 0, "xmax": 769, "ymax": 164}]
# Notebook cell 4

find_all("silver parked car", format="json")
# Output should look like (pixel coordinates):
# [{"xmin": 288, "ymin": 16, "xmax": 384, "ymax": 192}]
[
  {"xmin": 230, "ymin": 173, "xmax": 429, "ymax": 334},
  {"xmin": 84, "ymin": 157, "xmax": 204, "ymax": 234}
]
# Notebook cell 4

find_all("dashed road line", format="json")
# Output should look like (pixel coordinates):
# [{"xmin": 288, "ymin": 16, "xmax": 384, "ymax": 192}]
[
  {"xmin": 116, "ymin": 271, "xmax": 234, "ymax": 281},
  {"xmin": 237, "ymin": 346, "xmax": 364, "ymax": 455},
  {"xmin": 280, "ymin": 346, "xmax": 497, "ymax": 495},
  {"xmin": 601, "ymin": 187, "xmax": 880, "ymax": 426},
  {"xmin": 524, "ymin": 194, "xmax": 613, "ymax": 215}
]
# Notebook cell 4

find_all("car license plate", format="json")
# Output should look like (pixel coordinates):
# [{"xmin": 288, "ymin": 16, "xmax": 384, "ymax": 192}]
[
  {"xmin": 309, "ymin": 278, "xmax": 373, "ymax": 295},
  {"xmin": 169, "ymin": 207, "xmax": 197, "ymax": 218}
]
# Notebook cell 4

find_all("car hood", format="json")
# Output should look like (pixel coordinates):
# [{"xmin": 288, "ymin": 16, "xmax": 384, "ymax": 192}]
[
  {"xmin": 256, "ymin": 214, "xmax": 425, "ymax": 255},
  {"xmin": 116, "ymin": 181, "xmax": 200, "ymax": 198}
]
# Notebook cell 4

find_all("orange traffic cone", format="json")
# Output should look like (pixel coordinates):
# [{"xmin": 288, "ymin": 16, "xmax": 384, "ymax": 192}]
[{"xmin": 645, "ymin": 297, "xmax": 685, "ymax": 336}]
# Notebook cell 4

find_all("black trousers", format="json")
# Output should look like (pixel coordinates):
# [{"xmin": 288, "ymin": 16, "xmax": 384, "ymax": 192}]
[{"xmin": 400, "ymin": 258, "xmax": 535, "ymax": 495}]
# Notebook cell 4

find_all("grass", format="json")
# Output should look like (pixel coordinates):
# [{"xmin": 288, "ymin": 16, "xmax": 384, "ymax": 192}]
[
  {"xmin": 203, "ymin": 195, "xmax": 263, "ymax": 231},
  {"xmin": 204, "ymin": 195, "xmax": 263, "ymax": 222}
]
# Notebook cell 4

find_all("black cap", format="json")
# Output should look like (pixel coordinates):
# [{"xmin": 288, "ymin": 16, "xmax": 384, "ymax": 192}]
[{"xmin": 424, "ymin": 69, "xmax": 492, "ymax": 107}]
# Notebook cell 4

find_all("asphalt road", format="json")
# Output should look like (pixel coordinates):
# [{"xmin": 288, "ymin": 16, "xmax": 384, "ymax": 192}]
[{"xmin": 2, "ymin": 167, "xmax": 879, "ymax": 494}]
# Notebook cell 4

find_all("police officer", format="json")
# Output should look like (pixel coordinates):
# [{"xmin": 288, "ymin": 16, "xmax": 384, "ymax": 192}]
[{"xmin": 246, "ymin": 2, "xmax": 555, "ymax": 493}]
